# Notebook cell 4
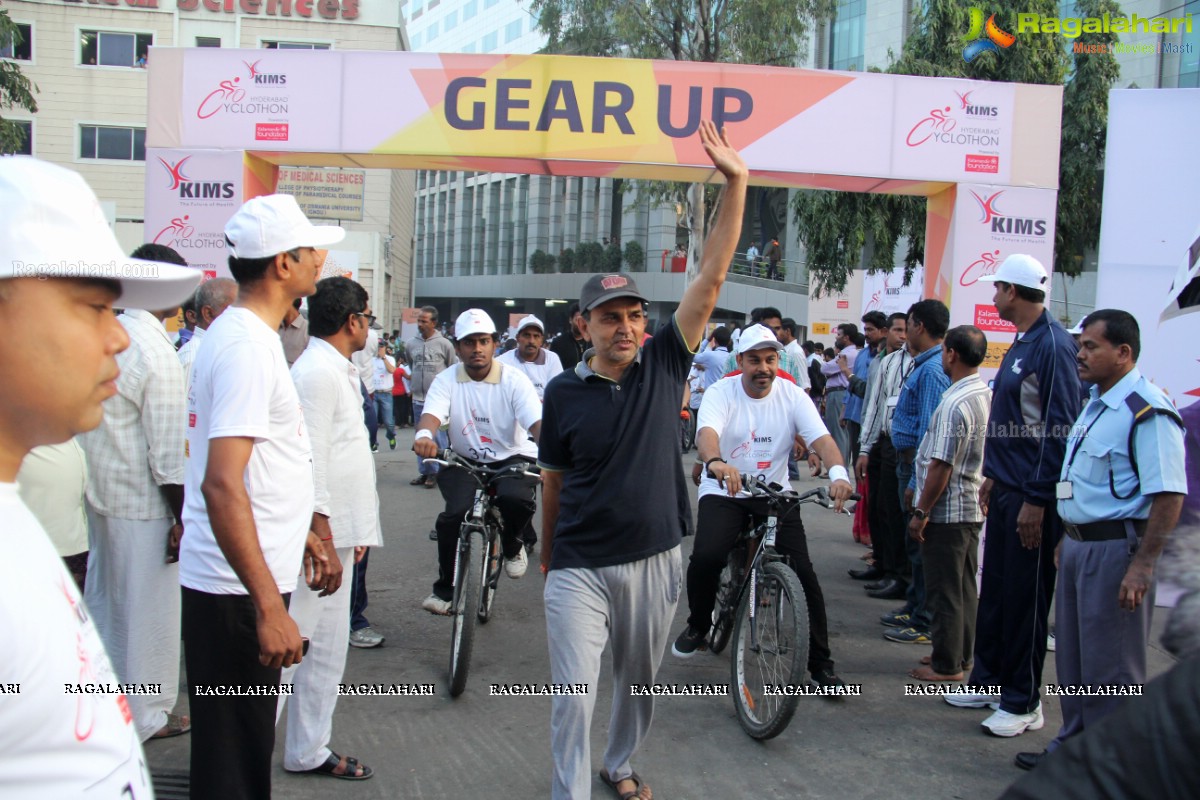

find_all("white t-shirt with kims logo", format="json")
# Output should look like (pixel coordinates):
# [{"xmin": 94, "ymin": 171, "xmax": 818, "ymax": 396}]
[
  {"xmin": 181, "ymin": 307, "xmax": 315, "ymax": 595},
  {"xmin": 0, "ymin": 484, "xmax": 152, "ymax": 797},
  {"xmin": 422, "ymin": 361, "xmax": 542, "ymax": 462},
  {"xmin": 696, "ymin": 375, "xmax": 830, "ymax": 501}
]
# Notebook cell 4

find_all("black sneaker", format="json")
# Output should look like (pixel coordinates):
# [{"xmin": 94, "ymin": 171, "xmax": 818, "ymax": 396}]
[
  {"xmin": 810, "ymin": 668, "xmax": 847, "ymax": 693},
  {"xmin": 671, "ymin": 625, "xmax": 708, "ymax": 658}
]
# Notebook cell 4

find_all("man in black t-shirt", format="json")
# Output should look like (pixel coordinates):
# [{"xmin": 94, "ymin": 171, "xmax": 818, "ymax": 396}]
[
  {"xmin": 537, "ymin": 120, "xmax": 747, "ymax": 800},
  {"xmin": 549, "ymin": 301, "xmax": 589, "ymax": 371}
]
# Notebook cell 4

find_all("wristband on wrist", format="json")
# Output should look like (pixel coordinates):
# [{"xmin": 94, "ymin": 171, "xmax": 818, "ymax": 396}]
[
  {"xmin": 319, "ymin": 535, "xmax": 333, "ymax": 541},
  {"xmin": 415, "ymin": 429, "xmax": 433, "ymax": 441},
  {"xmin": 704, "ymin": 457, "xmax": 726, "ymax": 471},
  {"xmin": 828, "ymin": 465, "xmax": 850, "ymax": 484}
]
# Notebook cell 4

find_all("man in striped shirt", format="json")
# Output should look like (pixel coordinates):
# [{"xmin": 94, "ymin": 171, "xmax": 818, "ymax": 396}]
[{"xmin": 907, "ymin": 326, "xmax": 991, "ymax": 681}]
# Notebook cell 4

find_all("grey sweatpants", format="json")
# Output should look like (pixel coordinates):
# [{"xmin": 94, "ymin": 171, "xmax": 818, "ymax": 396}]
[
  {"xmin": 1049, "ymin": 531, "xmax": 1153, "ymax": 751},
  {"xmin": 544, "ymin": 547, "xmax": 682, "ymax": 800}
]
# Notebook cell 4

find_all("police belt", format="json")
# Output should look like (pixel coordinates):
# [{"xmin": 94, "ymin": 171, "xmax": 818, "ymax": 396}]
[{"xmin": 1062, "ymin": 519, "xmax": 1147, "ymax": 542}]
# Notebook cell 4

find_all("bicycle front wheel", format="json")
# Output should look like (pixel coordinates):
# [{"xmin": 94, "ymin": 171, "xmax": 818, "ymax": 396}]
[
  {"xmin": 477, "ymin": 529, "xmax": 501, "ymax": 624},
  {"xmin": 448, "ymin": 529, "xmax": 484, "ymax": 697},
  {"xmin": 730, "ymin": 561, "xmax": 809, "ymax": 739}
]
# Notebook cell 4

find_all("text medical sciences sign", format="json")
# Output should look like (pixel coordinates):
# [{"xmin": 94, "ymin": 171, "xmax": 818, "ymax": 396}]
[{"xmin": 148, "ymin": 49, "xmax": 1060, "ymax": 192}]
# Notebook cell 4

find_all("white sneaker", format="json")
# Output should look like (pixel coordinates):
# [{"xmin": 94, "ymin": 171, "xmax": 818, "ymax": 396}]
[
  {"xmin": 944, "ymin": 692, "xmax": 1001, "ymax": 709},
  {"xmin": 1047, "ymin": 632, "xmax": 1056, "ymax": 652},
  {"xmin": 505, "ymin": 548, "xmax": 528, "ymax": 579},
  {"xmin": 982, "ymin": 705, "xmax": 1044, "ymax": 737},
  {"xmin": 421, "ymin": 594, "xmax": 452, "ymax": 615}
]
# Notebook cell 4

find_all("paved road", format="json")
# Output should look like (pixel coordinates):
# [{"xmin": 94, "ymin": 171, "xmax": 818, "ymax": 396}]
[{"xmin": 146, "ymin": 447, "xmax": 1177, "ymax": 799}]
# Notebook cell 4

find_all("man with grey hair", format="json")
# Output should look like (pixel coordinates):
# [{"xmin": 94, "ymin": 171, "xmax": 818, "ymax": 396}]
[
  {"xmin": 179, "ymin": 277, "xmax": 238, "ymax": 392},
  {"xmin": 407, "ymin": 305, "xmax": 456, "ymax": 488}
]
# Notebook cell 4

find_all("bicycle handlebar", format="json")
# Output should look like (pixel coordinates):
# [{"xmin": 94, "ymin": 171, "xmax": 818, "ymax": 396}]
[
  {"xmin": 743, "ymin": 477, "xmax": 861, "ymax": 510},
  {"xmin": 426, "ymin": 450, "xmax": 542, "ymax": 484}
]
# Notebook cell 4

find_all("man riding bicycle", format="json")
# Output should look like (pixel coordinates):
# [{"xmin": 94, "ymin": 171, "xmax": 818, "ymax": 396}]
[
  {"xmin": 413, "ymin": 309, "xmax": 542, "ymax": 615},
  {"xmin": 672, "ymin": 324, "xmax": 854, "ymax": 690}
]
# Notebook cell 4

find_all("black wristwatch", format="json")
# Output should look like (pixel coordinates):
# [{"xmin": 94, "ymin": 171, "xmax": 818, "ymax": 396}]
[{"xmin": 912, "ymin": 507, "xmax": 928, "ymax": 521}]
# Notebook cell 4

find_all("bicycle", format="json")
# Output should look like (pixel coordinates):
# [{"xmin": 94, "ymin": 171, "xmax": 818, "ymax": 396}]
[
  {"xmin": 706, "ymin": 478, "xmax": 856, "ymax": 739},
  {"xmin": 426, "ymin": 450, "xmax": 540, "ymax": 697},
  {"xmin": 680, "ymin": 408, "xmax": 695, "ymax": 453}
]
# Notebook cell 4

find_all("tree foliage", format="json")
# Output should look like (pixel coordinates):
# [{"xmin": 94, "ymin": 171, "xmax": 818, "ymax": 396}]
[
  {"xmin": 791, "ymin": 0, "xmax": 1119, "ymax": 291},
  {"xmin": 623, "ymin": 239, "xmax": 646, "ymax": 272},
  {"xmin": 0, "ymin": 6, "xmax": 38, "ymax": 155},
  {"xmin": 575, "ymin": 240, "xmax": 606, "ymax": 272},
  {"xmin": 529, "ymin": 249, "xmax": 558, "ymax": 274}
]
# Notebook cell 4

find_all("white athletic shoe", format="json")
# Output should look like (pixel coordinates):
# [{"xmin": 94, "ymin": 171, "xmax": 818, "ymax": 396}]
[
  {"xmin": 982, "ymin": 705, "xmax": 1044, "ymax": 737},
  {"xmin": 421, "ymin": 594, "xmax": 452, "ymax": 615},
  {"xmin": 944, "ymin": 692, "xmax": 1001, "ymax": 709},
  {"xmin": 505, "ymin": 548, "xmax": 528, "ymax": 579}
]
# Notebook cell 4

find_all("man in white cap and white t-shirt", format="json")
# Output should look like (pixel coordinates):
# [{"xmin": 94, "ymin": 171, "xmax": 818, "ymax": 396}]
[
  {"xmin": 181, "ymin": 193, "xmax": 344, "ymax": 799},
  {"xmin": 0, "ymin": 157, "xmax": 201, "ymax": 797},
  {"xmin": 497, "ymin": 313, "xmax": 564, "ymax": 401},
  {"xmin": 413, "ymin": 309, "xmax": 543, "ymax": 615}
]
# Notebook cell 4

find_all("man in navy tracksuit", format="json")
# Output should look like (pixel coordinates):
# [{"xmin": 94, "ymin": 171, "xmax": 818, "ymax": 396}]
[{"xmin": 945, "ymin": 254, "xmax": 1081, "ymax": 738}]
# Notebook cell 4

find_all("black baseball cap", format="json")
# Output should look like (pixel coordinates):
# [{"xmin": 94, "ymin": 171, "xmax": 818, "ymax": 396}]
[{"xmin": 579, "ymin": 273, "xmax": 647, "ymax": 312}]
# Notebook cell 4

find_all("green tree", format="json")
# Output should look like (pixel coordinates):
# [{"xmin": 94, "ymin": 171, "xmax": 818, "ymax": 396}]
[
  {"xmin": 576, "ymin": 241, "xmax": 606, "ymax": 272},
  {"xmin": 559, "ymin": 247, "xmax": 576, "ymax": 273},
  {"xmin": 0, "ymin": 6, "xmax": 38, "ymax": 155},
  {"xmin": 529, "ymin": 249, "xmax": 558, "ymax": 274},
  {"xmin": 603, "ymin": 241, "xmax": 623, "ymax": 271},
  {"xmin": 791, "ymin": 0, "xmax": 1119, "ymax": 291},
  {"xmin": 622, "ymin": 239, "xmax": 646, "ymax": 272}
]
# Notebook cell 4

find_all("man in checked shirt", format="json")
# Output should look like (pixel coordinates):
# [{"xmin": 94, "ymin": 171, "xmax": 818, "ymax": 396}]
[{"xmin": 79, "ymin": 242, "xmax": 193, "ymax": 742}]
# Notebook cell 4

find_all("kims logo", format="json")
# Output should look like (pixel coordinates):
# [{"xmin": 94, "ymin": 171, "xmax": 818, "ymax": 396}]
[
  {"xmin": 970, "ymin": 190, "xmax": 1047, "ymax": 237},
  {"xmin": 158, "ymin": 156, "xmax": 235, "ymax": 200},
  {"xmin": 963, "ymin": 8, "xmax": 1016, "ymax": 62},
  {"xmin": 243, "ymin": 59, "xmax": 287, "ymax": 86}
]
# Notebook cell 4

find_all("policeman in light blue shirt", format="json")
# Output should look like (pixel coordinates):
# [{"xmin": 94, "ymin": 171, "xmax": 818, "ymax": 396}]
[{"xmin": 1017, "ymin": 309, "xmax": 1187, "ymax": 772}]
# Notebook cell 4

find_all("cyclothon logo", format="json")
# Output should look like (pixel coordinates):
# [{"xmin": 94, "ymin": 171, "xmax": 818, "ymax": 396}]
[
  {"xmin": 960, "ymin": 249, "xmax": 1003, "ymax": 287},
  {"xmin": 196, "ymin": 59, "xmax": 289, "ymax": 120},
  {"xmin": 157, "ymin": 156, "xmax": 235, "ymax": 200},
  {"xmin": 151, "ymin": 215, "xmax": 195, "ymax": 248},
  {"xmin": 970, "ymin": 190, "xmax": 1048, "ymax": 239},
  {"xmin": 963, "ymin": 8, "xmax": 1016, "ymax": 62}
]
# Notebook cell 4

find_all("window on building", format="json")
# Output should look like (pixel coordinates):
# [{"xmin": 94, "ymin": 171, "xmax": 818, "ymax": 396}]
[
  {"xmin": 263, "ymin": 41, "xmax": 332, "ymax": 50},
  {"xmin": 81, "ymin": 31, "xmax": 153, "ymax": 68},
  {"xmin": 444, "ymin": 10, "xmax": 458, "ymax": 32},
  {"xmin": 0, "ymin": 23, "xmax": 32, "ymax": 61},
  {"xmin": 461, "ymin": 42, "xmax": 476, "ymax": 53},
  {"xmin": 482, "ymin": 31, "xmax": 498, "ymax": 52},
  {"xmin": 196, "ymin": 37, "xmax": 221, "ymax": 48},
  {"xmin": 80, "ymin": 125, "xmax": 146, "ymax": 162},
  {"xmin": 427, "ymin": 20, "xmax": 439, "ymax": 38},
  {"xmin": 485, "ymin": 0, "xmax": 499, "ymax": 8},
  {"xmin": 463, "ymin": 0, "xmax": 477, "ymax": 20},
  {"xmin": 505, "ymin": 19, "xmax": 522, "ymax": 43},
  {"xmin": 827, "ymin": 0, "xmax": 865, "ymax": 71},
  {"xmin": 10, "ymin": 121, "xmax": 32, "ymax": 156},
  {"xmin": 410, "ymin": 30, "xmax": 422, "ymax": 48},
  {"xmin": 412, "ymin": 1, "xmax": 423, "ymax": 20},
  {"xmin": 428, "ymin": 0, "xmax": 440, "ymax": 8}
]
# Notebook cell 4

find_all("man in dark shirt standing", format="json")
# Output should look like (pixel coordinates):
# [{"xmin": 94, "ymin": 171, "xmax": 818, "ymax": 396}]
[
  {"xmin": 945, "ymin": 254, "xmax": 1081, "ymax": 739},
  {"xmin": 537, "ymin": 120, "xmax": 747, "ymax": 800},
  {"xmin": 549, "ymin": 302, "xmax": 589, "ymax": 371}
]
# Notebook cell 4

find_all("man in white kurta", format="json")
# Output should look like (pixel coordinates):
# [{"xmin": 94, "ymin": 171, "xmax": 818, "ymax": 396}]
[
  {"xmin": 278, "ymin": 276, "xmax": 383, "ymax": 779},
  {"xmin": 79, "ymin": 249, "xmax": 192, "ymax": 741}
]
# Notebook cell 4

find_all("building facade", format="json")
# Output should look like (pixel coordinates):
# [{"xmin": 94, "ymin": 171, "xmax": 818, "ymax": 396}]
[{"xmin": 2, "ymin": 0, "xmax": 416, "ymax": 329}]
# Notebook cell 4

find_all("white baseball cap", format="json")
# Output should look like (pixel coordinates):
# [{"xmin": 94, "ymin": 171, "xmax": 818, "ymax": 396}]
[
  {"xmin": 224, "ymin": 194, "xmax": 344, "ymax": 259},
  {"xmin": 978, "ymin": 253, "xmax": 1050, "ymax": 292},
  {"xmin": 455, "ymin": 308, "xmax": 496, "ymax": 339},
  {"xmin": 0, "ymin": 157, "xmax": 202, "ymax": 310},
  {"xmin": 515, "ymin": 314, "xmax": 545, "ymax": 334},
  {"xmin": 737, "ymin": 323, "xmax": 785, "ymax": 354},
  {"xmin": 1067, "ymin": 317, "xmax": 1087, "ymax": 335}
]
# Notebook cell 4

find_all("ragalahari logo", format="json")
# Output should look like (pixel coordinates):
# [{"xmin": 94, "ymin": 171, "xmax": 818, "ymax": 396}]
[{"xmin": 963, "ymin": 8, "xmax": 1016, "ymax": 62}]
